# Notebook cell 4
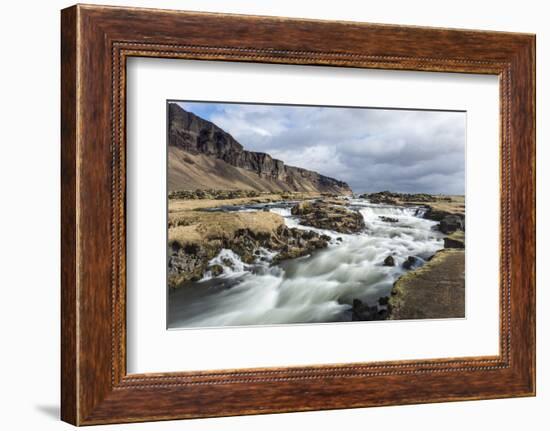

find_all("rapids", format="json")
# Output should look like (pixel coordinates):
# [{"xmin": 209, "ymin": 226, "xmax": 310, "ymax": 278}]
[{"xmin": 168, "ymin": 198, "xmax": 443, "ymax": 328}]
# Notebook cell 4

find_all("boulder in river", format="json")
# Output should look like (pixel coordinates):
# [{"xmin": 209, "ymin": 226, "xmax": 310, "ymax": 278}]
[
  {"xmin": 402, "ymin": 256, "xmax": 421, "ymax": 270},
  {"xmin": 231, "ymin": 225, "xmax": 330, "ymax": 265},
  {"xmin": 383, "ymin": 255, "xmax": 395, "ymax": 266},
  {"xmin": 291, "ymin": 200, "xmax": 365, "ymax": 234}
]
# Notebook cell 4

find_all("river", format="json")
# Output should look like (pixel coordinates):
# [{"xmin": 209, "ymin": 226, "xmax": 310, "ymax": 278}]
[{"xmin": 168, "ymin": 198, "xmax": 444, "ymax": 329}]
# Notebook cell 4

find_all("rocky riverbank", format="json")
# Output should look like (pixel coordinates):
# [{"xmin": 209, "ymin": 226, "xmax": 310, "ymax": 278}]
[
  {"xmin": 347, "ymin": 191, "xmax": 466, "ymax": 321},
  {"xmin": 168, "ymin": 191, "xmax": 336, "ymax": 288},
  {"xmin": 168, "ymin": 189, "xmax": 466, "ymax": 325},
  {"xmin": 388, "ymin": 248, "xmax": 465, "ymax": 319},
  {"xmin": 362, "ymin": 191, "xmax": 465, "ymax": 235},
  {"xmin": 362, "ymin": 192, "xmax": 466, "ymax": 320},
  {"xmin": 388, "ymin": 195, "xmax": 465, "ymax": 320}
]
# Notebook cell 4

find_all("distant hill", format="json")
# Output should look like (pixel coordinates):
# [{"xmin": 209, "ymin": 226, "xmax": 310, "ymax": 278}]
[{"xmin": 168, "ymin": 103, "xmax": 352, "ymax": 194}]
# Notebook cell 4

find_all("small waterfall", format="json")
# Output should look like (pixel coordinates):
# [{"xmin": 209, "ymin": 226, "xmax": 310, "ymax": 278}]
[
  {"xmin": 414, "ymin": 207, "xmax": 428, "ymax": 218},
  {"xmin": 199, "ymin": 249, "xmax": 249, "ymax": 281},
  {"xmin": 268, "ymin": 207, "xmax": 292, "ymax": 217}
]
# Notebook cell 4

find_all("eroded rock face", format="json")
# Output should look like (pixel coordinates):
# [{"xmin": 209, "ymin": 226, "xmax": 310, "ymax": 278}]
[
  {"xmin": 271, "ymin": 226, "xmax": 330, "ymax": 263},
  {"xmin": 168, "ymin": 242, "xmax": 221, "ymax": 287},
  {"xmin": 168, "ymin": 103, "xmax": 351, "ymax": 194},
  {"xmin": 290, "ymin": 200, "xmax": 365, "ymax": 234},
  {"xmin": 423, "ymin": 207, "xmax": 449, "ymax": 221}
]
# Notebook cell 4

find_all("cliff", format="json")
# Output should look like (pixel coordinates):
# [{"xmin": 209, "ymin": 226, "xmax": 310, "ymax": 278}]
[{"xmin": 168, "ymin": 103, "xmax": 352, "ymax": 194}]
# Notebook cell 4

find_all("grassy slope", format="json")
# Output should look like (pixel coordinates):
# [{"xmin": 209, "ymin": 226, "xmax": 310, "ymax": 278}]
[
  {"xmin": 169, "ymin": 209, "xmax": 285, "ymax": 247},
  {"xmin": 169, "ymin": 147, "xmax": 323, "ymax": 193}
]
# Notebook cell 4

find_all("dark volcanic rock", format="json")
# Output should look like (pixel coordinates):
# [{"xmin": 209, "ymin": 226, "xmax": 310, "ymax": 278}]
[
  {"xmin": 402, "ymin": 256, "xmax": 421, "ymax": 270},
  {"xmin": 168, "ymin": 242, "xmax": 220, "ymax": 286},
  {"xmin": 423, "ymin": 206, "xmax": 465, "ymax": 226},
  {"xmin": 438, "ymin": 215, "xmax": 464, "ymax": 234},
  {"xmin": 209, "ymin": 264, "xmax": 224, "ymax": 277},
  {"xmin": 383, "ymin": 255, "xmax": 395, "ymax": 267},
  {"xmin": 444, "ymin": 231, "xmax": 465, "ymax": 249},
  {"xmin": 378, "ymin": 296, "xmax": 390, "ymax": 306},
  {"xmin": 291, "ymin": 200, "xmax": 365, "ymax": 234},
  {"xmin": 360, "ymin": 191, "xmax": 438, "ymax": 204},
  {"xmin": 233, "ymin": 224, "xmax": 330, "ymax": 264},
  {"xmin": 271, "ymin": 226, "xmax": 330, "ymax": 263},
  {"xmin": 352, "ymin": 299, "xmax": 387, "ymax": 321},
  {"xmin": 379, "ymin": 216, "xmax": 399, "ymax": 223},
  {"xmin": 359, "ymin": 191, "xmax": 399, "ymax": 205},
  {"xmin": 169, "ymin": 103, "xmax": 351, "ymax": 194},
  {"xmin": 444, "ymin": 237, "xmax": 465, "ymax": 249},
  {"xmin": 423, "ymin": 207, "xmax": 449, "ymax": 221}
]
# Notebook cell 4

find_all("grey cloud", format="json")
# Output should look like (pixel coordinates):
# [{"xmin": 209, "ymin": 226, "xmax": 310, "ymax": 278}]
[{"xmin": 200, "ymin": 104, "xmax": 465, "ymax": 194}]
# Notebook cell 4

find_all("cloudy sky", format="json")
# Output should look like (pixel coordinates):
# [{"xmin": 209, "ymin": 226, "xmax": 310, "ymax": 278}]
[{"xmin": 176, "ymin": 101, "xmax": 465, "ymax": 194}]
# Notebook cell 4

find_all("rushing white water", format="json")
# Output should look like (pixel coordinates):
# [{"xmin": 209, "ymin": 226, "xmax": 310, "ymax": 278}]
[{"xmin": 168, "ymin": 199, "xmax": 443, "ymax": 328}]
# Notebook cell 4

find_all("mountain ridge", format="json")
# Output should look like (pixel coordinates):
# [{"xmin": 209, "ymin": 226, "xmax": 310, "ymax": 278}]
[{"xmin": 168, "ymin": 103, "xmax": 352, "ymax": 194}]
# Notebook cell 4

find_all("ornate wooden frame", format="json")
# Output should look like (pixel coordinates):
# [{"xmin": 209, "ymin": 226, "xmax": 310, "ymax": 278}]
[{"xmin": 61, "ymin": 4, "xmax": 536, "ymax": 425}]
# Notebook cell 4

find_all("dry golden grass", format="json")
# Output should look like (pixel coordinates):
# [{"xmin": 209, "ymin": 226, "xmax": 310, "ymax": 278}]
[
  {"xmin": 168, "ymin": 208, "xmax": 285, "ymax": 247},
  {"xmin": 168, "ymin": 147, "xmax": 338, "ymax": 194},
  {"xmin": 167, "ymin": 192, "xmax": 328, "ymax": 247},
  {"xmin": 168, "ymin": 192, "xmax": 321, "ymax": 213}
]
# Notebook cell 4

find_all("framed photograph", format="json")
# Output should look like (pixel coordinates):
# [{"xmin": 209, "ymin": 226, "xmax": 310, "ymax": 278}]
[{"xmin": 61, "ymin": 4, "xmax": 536, "ymax": 425}]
